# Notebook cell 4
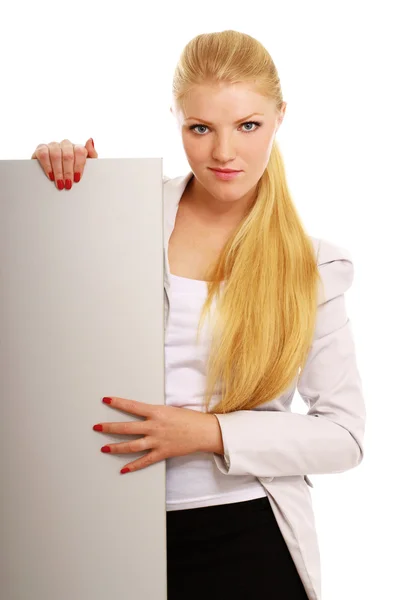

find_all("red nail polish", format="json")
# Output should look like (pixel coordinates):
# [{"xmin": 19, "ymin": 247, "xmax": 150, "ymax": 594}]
[
  {"xmin": 101, "ymin": 445, "xmax": 111, "ymax": 453},
  {"xmin": 74, "ymin": 172, "xmax": 80, "ymax": 183},
  {"xmin": 93, "ymin": 424, "xmax": 103, "ymax": 431},
  {"xmin": 57, "ymin": 179, "xmax": 64, "ymax": 190},
  {"xmin": 65, "ymin": 179, "xmax": 72, "ymax": 190},
  {"xmin": 121, "ymin": 468, "xmax": 130, "ymax": 474},
  {"xmin": 103, "ymin": 397, "xmax": 112, "ymax": 404},
  {"xmin": 91, "ymin": 138, "xmax": 95, "ymax": 150},
  {"xmin": 49, "ymin": 171, "xmax": 55, "ymax": 181}
]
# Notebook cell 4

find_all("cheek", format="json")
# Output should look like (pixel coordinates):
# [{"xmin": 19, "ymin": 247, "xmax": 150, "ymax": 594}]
[
  {"xmin": 250, "ymin": 132, "xmax": 272, "ymax": 151},
  {"xmin": 182, "ymin": 135, "xmax": 209, "ymax": 159},
  {"xmin": 245, "ymin": 135, "xmax": 274, "ymax": 163}
]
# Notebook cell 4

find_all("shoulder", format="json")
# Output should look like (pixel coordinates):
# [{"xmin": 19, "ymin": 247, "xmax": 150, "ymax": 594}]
[{"xmin": 308, "ymin": 235, "xmax": 354, "ymax": 304}]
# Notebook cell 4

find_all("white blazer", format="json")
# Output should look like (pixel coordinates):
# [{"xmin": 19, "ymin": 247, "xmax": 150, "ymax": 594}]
[{"xmin": 162, "ymin": 171, "xmax": 366, "ymax": 600}]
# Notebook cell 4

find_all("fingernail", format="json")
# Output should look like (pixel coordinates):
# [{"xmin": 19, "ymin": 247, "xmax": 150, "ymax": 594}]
[
  {"xmin": 49, "ymin": 172, "xmax": 55, "ymax": 181},
  {"xmin": 121, "ymin": 468, "xmax": 130, "ymax": 474},
  {"xmin": 74, "ymin": 172, "xmax": 81, "ymax": 183},
  {"xmin": 93, "ymin": 424, "xmax": 103, "ymax": 431},
  {"xmin": 103, "ymin": 397, "xmax": 112, "ymax": 404},
  {"xmin": 91, "ymin": 138, "xmax": 95, "ymax": 150},
  {"xmin": 101, "ymin": 446, "xmax": 111, "ymax": 453},
  {"xmin": 65, "ymin": 179, "xmax": 72, "ymax": 190},
  {"xmin": 57, "ymin": 180, "xmax": 64, "ymax": 190}
]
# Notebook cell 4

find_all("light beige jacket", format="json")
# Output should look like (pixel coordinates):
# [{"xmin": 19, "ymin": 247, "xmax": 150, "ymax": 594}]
[{"xmin": 163, "ymin": 171, "xmax": 366, "ymax": 600}]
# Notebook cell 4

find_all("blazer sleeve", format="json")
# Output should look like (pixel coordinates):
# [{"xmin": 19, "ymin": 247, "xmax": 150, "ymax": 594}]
[{"xmin": 212, "ymin": 238, "xmax": 366, "ymax": 478}]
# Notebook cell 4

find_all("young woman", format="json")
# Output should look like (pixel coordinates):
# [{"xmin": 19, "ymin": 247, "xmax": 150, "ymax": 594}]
[{"xmin": 31, "ymin": 29, "xmax": 366, "ymax": 600}]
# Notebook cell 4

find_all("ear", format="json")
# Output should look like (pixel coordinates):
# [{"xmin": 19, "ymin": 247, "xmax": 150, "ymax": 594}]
[{"xmin": 276, "ymin": 102, "xmax": 287, "ymax": 130}]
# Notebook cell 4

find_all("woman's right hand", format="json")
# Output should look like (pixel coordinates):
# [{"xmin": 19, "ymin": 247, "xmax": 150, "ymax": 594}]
[{"xmin": 31, "ymin": 138, "xmax": 98, "ymax": 190}]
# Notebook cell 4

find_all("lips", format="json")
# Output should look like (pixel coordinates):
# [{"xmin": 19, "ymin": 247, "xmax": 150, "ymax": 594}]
[{"xmin": 209, "ymin": 168, "xmax": 241, "ymax": 173}]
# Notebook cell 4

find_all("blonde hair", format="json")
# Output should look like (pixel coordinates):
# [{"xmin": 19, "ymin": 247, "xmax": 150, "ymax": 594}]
[{"xmin": 172, "ymin": 30, "xmax": 322, "ymax": 414}]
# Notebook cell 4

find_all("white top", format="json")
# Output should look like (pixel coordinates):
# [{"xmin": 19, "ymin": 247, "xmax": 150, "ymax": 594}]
[{"xmin": 165, "ymin": 273, "xmax": 266, "ymax": 511}]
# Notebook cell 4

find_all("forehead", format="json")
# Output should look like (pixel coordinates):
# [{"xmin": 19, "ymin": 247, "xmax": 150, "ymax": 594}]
[
  {"xmin": 186, "ymin": 81, "xmax": 267, "ymax": 102},
  {"xmin": 178, "ymin": 82, "xmax": 275, "ymax": 120}
]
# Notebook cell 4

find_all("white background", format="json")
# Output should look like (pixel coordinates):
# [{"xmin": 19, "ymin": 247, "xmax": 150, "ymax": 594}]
[{"xmin": 2, "ymin": 1, "xmax": 399, "ymax": 597}]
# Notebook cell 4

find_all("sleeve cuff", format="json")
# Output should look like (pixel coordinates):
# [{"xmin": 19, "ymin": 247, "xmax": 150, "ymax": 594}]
[{"xmin": 212, "ymin": 413, "xmax": 232, "ymax": 474}]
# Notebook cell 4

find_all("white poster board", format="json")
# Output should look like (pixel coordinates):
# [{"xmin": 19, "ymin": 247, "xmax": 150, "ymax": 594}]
[{"xmin": 0, "ymin": 157, "xmax": 167, "ymax": 599}]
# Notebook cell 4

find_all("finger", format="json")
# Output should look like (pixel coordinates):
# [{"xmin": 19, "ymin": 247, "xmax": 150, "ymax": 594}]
[
  {"xmin": 104, "ymin": 396, "xmax": 155, "ymax": 417},
  {"xmin": 31, "ymin": 144, "xmax": 55, "ymax": 182},
  {"xmin": 85, "ymin": 137, "xmax": 98, "ymax": 159},
  {"xmin": 102, "ymin": 436, "xmax": 152, "ymax": 454},
  {"xmin": 47, "ymin": 141, "xmax": 64, "ymax": 190},
  {"xmin": 93, "ymin": 420, "xmax": 148, "ymax": 435},
  {"xmin": 72, "ymin": 144, "xmax": 88, "ymax": 184},
  {"xmin": 121, "ymin": 450, "xmax": 162, "ymax": 473},
  {"xmin": 60, "ymin": 139, "xmax": 75, "ymax": 190}
]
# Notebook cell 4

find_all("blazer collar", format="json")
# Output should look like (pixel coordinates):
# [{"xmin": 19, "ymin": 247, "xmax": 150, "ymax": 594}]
[{"xmin": 163, "ymin": 170, "xmax": 194, "ymax": 286}]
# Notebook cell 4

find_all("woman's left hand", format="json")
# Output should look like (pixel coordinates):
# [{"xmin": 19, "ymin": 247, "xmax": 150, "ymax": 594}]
[{"xmin": 93, "ymin": 397, "xmax": 223, "ymax": 474}]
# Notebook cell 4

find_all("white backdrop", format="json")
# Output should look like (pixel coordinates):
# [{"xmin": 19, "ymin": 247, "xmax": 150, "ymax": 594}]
[{"xmin": 1, "ymin": 0, "xmax": 399, "ymax": 597}]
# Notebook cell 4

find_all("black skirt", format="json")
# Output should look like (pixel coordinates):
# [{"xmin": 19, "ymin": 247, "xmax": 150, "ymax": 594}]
[{"xmin": 166, "ymin": 495, "xmax": 309, "ymax": 600}]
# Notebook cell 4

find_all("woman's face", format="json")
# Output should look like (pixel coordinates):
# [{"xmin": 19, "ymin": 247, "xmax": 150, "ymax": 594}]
[{"xmin": 172, "ymin": 82, "xmax": 286, "ymax": 206}]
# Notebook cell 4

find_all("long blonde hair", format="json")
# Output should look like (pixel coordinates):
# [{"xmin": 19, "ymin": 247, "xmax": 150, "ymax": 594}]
[{"xmin": 172, "ymin": 30, "xmax": 322, "ymax": 414}]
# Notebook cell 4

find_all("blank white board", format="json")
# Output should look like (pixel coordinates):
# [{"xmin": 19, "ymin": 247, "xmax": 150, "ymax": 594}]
[{"xmin": 0, "ymin": 157, "xmax": 167, "ymax": 599}]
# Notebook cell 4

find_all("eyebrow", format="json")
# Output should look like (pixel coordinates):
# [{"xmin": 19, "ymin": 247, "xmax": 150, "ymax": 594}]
[{"xmin": 185, "ymin": 112, "xmax": 264, "ymax": 125}]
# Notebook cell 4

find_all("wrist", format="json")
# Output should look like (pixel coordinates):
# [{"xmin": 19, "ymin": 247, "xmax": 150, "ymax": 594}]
[{"xmin": 201, "ymin": 413, "xmax": 225, "ymax": 455}]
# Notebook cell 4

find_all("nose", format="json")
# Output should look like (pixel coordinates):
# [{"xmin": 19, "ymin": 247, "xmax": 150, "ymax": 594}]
[{"xmin": 211, "ymin": 136, "xmax": 236, "ymax": 163}]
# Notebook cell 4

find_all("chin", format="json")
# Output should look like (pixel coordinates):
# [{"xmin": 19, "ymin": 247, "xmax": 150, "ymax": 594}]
[{"xmin": 211, "ymin": 187, "xmax": 248, "ymax": 201}]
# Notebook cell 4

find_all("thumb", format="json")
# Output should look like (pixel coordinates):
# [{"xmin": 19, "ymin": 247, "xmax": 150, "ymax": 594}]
[{"xmin": 86, "ymin": 137, "xmax": 98, "ymax": 158}]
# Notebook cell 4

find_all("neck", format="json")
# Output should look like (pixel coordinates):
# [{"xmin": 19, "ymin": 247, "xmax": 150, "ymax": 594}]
[{"xmin": 183, "ymin": 174, "xmax": 256, "ymax": 228}]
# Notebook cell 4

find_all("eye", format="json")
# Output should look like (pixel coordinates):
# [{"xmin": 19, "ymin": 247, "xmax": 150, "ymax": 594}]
[
  {"xmin": 241, "ymin": 121, "xmax": 261, "ymax": 132},
  {"xmin": 189, "ymin": 121, "xmax": 262, "ymax": 135}
]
